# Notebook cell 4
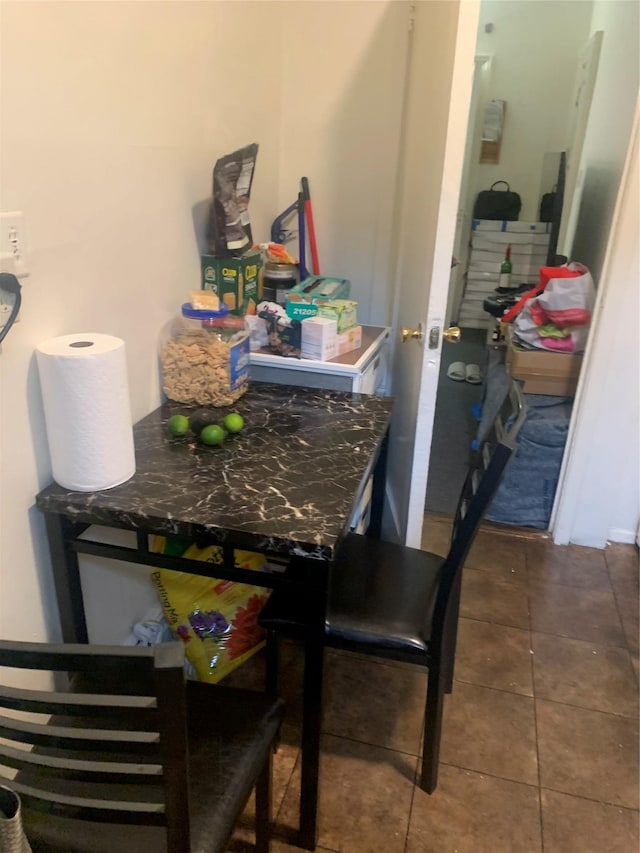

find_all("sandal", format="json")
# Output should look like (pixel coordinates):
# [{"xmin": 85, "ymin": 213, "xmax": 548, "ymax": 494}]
[
  {"xmin": 447, "ymin": 361, "xmax": 466, "ymax": 381},
  {"xmin": 465, "ymin": 363, "xmax": 482, "ymax": 384}
]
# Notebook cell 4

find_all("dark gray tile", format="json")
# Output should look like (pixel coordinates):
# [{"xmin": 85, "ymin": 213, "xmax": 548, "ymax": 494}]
[
  {"xmin": 541, "ymin": 789, "xmax": 639, "ymax": 853},
  {"xmin": 605, "ymin": 543, "xmax": 639, "ymax": 595},
  {"xmin": 323, "ymin": 651, "xmax": 426, "ymax": 756},
  {"xmin": 529, "ymin": 584, "xmax": 626, "ymax": 646},
  {"xmin": 278, "ymin": 734, "xmax": 416, "ymax": 852},
  {"xmin": 455, "ymin": 618, "xmax": 533, "ymax": 696},
  {"xmin": 532, "ymin": 632, "xmax": 638, "ymax": 717},
  {"xmin": 440, "ymin": 681, "xmax": 538, "ymax": 785},
  {"xmin": 466, "ymin": 529, "xmax": 528, "ymax": 586},
  {"xmin": 527, "ymin": 539, "xmax": 611, "ymax": 591},
  {"xmin": 536, "ymin": 699, "xmax": 639, "ymax": 809},
  {"xmin": 461, "ymin": 568, "xmax": 530, "ymax": 629},
  {"xmin": 407, "ymin": 764, "xmax": 541, "ymax": 852}
]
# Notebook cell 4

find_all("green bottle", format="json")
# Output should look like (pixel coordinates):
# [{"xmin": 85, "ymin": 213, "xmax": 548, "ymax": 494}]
[{"xmin": 499, "ymin": 244, "xmax": 513, "ymax": 289}]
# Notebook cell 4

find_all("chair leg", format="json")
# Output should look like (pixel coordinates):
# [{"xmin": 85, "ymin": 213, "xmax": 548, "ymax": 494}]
[
  {"xmin": 255, "ymin": 749, "xmax": 273, "ymax": 853},
  {"xmin": 420, "ymin": 664, "xmax": 446, "ymax": 794},
  {"xmin": 443, "ymin": 571, "xmax": 463, "ymax": 693},
  {"xmin": 265, "ymin": 629, "xmax": 279, "ymax": 696}
]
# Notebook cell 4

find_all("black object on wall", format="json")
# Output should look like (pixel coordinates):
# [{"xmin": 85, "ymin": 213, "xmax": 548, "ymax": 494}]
[
  {"xmin": 545, "ymin": 151, "xmax": 567, "ymax": 266},
  {"xmin": 0, "ymin": 273, "xmax": 22, "ymax": 344}
]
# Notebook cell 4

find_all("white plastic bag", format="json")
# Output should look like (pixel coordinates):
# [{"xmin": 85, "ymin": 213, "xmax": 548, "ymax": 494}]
[{"xmin": 513, "ymin": 263, "xmax": 595, "ymax": 353}]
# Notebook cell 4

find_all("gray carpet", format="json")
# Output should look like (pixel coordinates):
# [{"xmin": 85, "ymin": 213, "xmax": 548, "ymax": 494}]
[{"xmin": 425, "ymin": 328, "xmax": 486, "ymax": 516}]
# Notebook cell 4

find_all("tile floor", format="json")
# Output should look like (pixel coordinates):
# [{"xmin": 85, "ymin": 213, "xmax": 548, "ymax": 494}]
[{"xmin": 226, "ymin": 516, "xmax": 639, "ymax": 852}]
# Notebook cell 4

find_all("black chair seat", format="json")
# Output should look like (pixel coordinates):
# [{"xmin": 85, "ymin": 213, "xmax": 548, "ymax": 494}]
[
  {"xmin": 21, "ymin": 682, "xmax": 284, "ymax": 853},
  {"xmin": 261, "ymin": 535, "xmax": 443, "ymax": 660}
]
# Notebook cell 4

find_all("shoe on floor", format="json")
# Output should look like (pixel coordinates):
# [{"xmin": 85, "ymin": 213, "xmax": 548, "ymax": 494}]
[
  {"xmin": 447, "ymin": 361, "xmax": 466, "ymax": 381},
  {"xmin": 465, "ymin": 363, "xmax": 482, "ymax": 384}
]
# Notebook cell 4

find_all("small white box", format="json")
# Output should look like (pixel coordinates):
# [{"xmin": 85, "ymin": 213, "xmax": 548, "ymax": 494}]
[{"xmin": 301, "ymin": 318, "xmax": 338, "ymax": 361}]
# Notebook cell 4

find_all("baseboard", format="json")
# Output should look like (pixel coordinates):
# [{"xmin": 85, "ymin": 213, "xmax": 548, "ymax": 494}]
[{"xmin": 607, "ymin": 527, "xmax": 639, "ymax": 546}]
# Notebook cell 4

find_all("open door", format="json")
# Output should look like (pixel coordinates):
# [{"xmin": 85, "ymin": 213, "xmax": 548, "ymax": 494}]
[{"xmin": 384, "ymin": 0, "xmax": 480, "ymax": 547}]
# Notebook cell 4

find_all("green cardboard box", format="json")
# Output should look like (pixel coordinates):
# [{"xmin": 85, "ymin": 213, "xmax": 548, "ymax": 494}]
[
  {"xmin": 285, "ymin": 276, "xmax": 351, "ymax": 322},
  {"xmin": 201, "ymin": 248, "xmax": 263, "ymax": 316}
]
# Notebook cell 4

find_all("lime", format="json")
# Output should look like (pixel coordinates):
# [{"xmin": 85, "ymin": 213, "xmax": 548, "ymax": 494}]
[
  {"xmin": 167, "ymin": 414, "xmax": 190, "ymax": 437},
  {"xmin": 200, "ymin": 424, "xmax": 225, "ymax": 446},
  {"xmin": 223, "ymin": 413, "xmax": 244, "ymax": 434}
]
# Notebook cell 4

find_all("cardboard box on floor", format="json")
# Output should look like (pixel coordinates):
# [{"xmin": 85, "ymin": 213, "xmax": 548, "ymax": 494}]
[{"xmin": 506, "ymin": 327, "xmax": 583, "ymax": 396}]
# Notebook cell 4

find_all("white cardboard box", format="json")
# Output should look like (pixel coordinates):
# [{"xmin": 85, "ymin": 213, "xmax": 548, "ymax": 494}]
[
  {"xmin": 471, "ymin": 220, "xmax": 551, "ymax": 234},
  {"xmin": 301, "ymin": 316, "xmax": 337, "ymax": 360}
]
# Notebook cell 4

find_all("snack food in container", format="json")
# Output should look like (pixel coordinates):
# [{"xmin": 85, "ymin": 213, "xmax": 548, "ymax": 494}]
[{"xmin": 159, "ymin": 296, "xmax": 249, "ymax": 407}]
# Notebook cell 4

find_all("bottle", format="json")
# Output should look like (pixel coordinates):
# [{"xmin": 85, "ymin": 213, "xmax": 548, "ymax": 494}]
[{"xmin": 499, "ymin": 245, "xmax": 513, "ymax": 289}]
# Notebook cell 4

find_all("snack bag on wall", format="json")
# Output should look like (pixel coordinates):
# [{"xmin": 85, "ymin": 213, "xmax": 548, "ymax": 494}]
[{"xmin": 150, "ymin": 537, "xmax": 271, "ymax": 683}]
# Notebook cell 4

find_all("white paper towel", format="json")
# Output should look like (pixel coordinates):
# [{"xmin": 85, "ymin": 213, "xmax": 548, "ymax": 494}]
[{"xmin": 36, "ymin": 333, "xmax": 136, "ymax": 491}]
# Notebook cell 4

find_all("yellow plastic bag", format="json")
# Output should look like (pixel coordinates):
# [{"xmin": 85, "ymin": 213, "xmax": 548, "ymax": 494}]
[{"xmin": 150, "ymin": 536, "xmax": 271, "ymax": 683}]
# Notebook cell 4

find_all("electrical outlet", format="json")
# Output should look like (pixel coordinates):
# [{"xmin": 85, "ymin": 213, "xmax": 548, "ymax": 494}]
[{"xmin": 0, "ymin": 211, "xmax": 29, "ymax": 278}]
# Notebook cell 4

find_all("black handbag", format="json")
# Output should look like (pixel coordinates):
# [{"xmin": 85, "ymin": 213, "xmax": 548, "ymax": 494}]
[
  {"xmin": 473, "ymin": 181, "xmax": 522, "ymax": 221},
  {"xmin": 539, "ymin": 186, "xmax": 557, "ymax": 223}
]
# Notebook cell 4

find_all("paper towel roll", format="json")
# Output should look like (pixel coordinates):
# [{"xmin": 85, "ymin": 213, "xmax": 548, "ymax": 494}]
[{"xmin": 36, "ymin": 334, "xmax": 136, "ymax": 491}]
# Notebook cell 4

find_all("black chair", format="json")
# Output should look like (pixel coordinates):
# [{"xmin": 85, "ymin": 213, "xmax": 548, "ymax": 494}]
[
  {"xmin": 0, "ymin": 640, "xmax": 285, "ymax": 853},
  {"xmin": 259, "ymin": 381, "xmax": 525, "ymax": 794}
]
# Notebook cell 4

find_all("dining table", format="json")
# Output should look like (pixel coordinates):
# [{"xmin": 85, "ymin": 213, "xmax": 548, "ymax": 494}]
[{"xmin": 35, "ymin": 380, "xmax": 393, "ymax": 850}]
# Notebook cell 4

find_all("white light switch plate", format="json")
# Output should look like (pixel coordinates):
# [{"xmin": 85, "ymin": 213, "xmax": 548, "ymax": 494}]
[{"xmin": 0, "ymin": 211, "xmax": 29, "ymax": 278}]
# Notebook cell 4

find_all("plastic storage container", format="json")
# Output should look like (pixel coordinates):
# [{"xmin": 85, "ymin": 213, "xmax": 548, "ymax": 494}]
[
  {"xmin": 263, "ymin": 262, "xmax": 298, "ymax": 307},
  {"xmin": 159, "ymin": 303, "xmax": 250, "ymax": 406}
]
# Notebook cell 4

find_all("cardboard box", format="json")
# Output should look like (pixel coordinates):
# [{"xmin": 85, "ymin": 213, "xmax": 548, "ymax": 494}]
[
  {"xmin": 201, "ymin": 248, "xmax": 263, "ymax": 316},
  {"xmin": 301, "ymin": 317, "xmax": 337, "ymax": 361},
  {"xmin": 472, "ymin": 220, "xmax": 552, "ymax": 234},
  {"xmin": 288, "ymin": 275, "xmax": 351, "ymax": 301},
  {"xmin": 285, "ymin": 276, "xmax": 351, "ymax": 323},
  {"xmin": 335, "ymin": 325, "xmax": 362, "ymax": 356},
  {"xmin": 316, "ymin": 299, "xmax": 358, "ymax": 333},
  {"xmin": 506, "ymin": 332, "xmax": 583, "ymax": 396}
]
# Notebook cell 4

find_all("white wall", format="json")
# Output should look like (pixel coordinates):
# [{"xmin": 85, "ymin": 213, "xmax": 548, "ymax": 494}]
[
  {"xmin": 553, "ymin": 104, "xmax": 639, "ymax": 547},
  {"xmin": 551, "ymin": 0, "xmax": 640, "ymax": 547},
  {"xmin": 469, "ymin": 1, "xmax": 593, "ymax": 221},
  {"xmin": 0, "ymin": 0, "xmax": 410, "ymax": 649},
  {"xmin": 0, "ymin": 1, "xmax": 284, "ymax": 644},
  {"xmin": 277, "ymin": 0, "xmax": 408, "ymax": 325},
  {"xmin": 570, "ymin": 0, "xmax": 640, "ymax": 279}
]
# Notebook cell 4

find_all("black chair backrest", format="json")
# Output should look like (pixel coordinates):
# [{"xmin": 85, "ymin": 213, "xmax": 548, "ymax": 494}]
[
  {"xmin": 431, "ymin": 381, "xmax": 525, "ymax": 643},
  {"xmin": 0, "ymin": 640, "xmax": 191, "ymax": 853}
]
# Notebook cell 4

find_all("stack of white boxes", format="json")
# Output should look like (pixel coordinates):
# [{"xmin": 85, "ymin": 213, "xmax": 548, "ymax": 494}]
[{"xmin": 457, "ymin": 220, "xmax": 551, "ymax": 329}]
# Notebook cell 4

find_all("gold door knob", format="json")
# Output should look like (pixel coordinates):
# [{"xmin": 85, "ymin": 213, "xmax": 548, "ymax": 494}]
[
  {"xmin": 443, "ymin": 326, "xmax": 461, "ymax": 344},
  {"xmin": 401, "ymin": 323, "xmax": 423, "ymax": 343}
]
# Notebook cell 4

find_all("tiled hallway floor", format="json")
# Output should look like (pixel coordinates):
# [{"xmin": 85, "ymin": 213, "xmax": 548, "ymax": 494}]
[{"xmin": 227, "ymin": 517, "xmax": 639, "ymax": 852}]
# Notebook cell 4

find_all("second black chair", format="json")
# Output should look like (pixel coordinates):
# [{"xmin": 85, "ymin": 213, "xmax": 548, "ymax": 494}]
[
  {"xmin": 259, "ymin": 381, "xmax": 525, "ymax": 794},
  {"xmin": 0, "ymin": 639, "xmax": 285, "ymax": 853}
]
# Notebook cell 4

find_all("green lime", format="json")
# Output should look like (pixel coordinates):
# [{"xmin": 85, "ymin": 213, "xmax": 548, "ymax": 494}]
[
  {"xmin": 223, "ymin": 413, "xmax": 244, "ymax": 434},
  {"xmin": 167, "ymin": 414, "xmax": 190, "ymax": 437},
  {"xmin": 200, "ymin": 424, "xmax": 225, "ymax": 446}
]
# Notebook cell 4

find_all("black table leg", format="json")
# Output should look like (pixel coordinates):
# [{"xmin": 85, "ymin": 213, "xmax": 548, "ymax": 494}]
[
  {"xmin": 44, "ymin": 513, "xmax": 88, "ymax": 644},
  {"xmin": 299, "ymin": 624, "xmax": 324, "ymax": 851},
  {"xmin": 297, "ymin": 560, "xmax": 329, "ymax": 851}
]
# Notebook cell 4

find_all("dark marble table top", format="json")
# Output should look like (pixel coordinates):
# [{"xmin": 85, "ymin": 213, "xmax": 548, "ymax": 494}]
[{"xmin": 36, "ymin": 382, "xmax": 393, "ymax": 560}]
